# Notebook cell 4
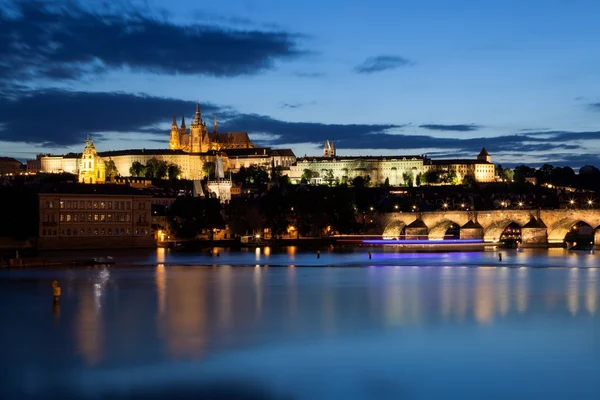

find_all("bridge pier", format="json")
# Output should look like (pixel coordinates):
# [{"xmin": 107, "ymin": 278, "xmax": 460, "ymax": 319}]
[
  {"xmin": 405, "ymin": 219, "xmax": 428, "ymax": 240},
  {"xmin": 594, "ymin": 228, "xmax": 600, "ymax": 249},
  {"xmin": 460, "ymin": 220, "xmax": 484, "ymax": 240},
  {"xmin": 521, "ymin": 218, "xmax": 548, "ymax": 248}
]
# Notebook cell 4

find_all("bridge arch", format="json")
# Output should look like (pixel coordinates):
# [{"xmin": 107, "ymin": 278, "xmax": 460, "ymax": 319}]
[
  {"xmin": 382, "ymin": 220, "xmax": 406, "ymax": 239},
  {"xmin": 428, "ymin": 220, "xmax": 462, "ymax": 240},
  {"xmin": 484, "ymin": 220, "xmax": 523, "ymax": 242},
  {"xmin": 547, "ymin": 218, "xmax": 597, "ymax": 245}
]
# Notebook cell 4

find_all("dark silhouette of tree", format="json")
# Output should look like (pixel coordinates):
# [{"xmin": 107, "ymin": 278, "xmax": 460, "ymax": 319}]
[
  {"xmin": 129, "ymin": 161, "xmax": 145, "ymax": 177},
  {"xmin": 104, "ymin": 159, "xmax": 118, "ymax": 180},
  {"xmin": 167, "ymin": 163, "xmax": 182, "ymax": 180}
]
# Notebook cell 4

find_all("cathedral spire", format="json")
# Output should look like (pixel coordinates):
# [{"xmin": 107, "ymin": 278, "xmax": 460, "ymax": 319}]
[
  {"xmin": 193, "ymin": 102, "xmax": 202, "ymax": 125},
  {"xmin": 180, "ymin": 116, "xmax": 186, "ymax": 129},
  {"xmin": 172, "ymin": 114, "xmax": 177, "ymax": 127},
  {"xmin": 213, "ymin": 114, "xmax": 218, "ymax": 133}
]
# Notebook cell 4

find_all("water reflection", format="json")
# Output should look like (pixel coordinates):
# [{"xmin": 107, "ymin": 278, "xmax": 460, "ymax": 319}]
[
  {"xmin": 66, "ymin": 263, "xmax": 600, "ymax": 367},
  {"xmin": 75, "ymin": 284, "xmax": 104, "ymax": 366},
  {"xmin": 157, "ymin": 268, "xmax": 207, "ymax": 359}
]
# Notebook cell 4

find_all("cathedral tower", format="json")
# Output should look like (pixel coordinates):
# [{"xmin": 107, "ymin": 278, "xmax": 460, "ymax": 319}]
[
  {"xmin": 169, "ymin": 114, "xmax": 181, "ymax": 150},
  {"xmin": 323, "ymin": 139, "xmax": 336, "ymax": 157},
  {"xmin": 189, "ymin": 103, "xmax": 207, "ymax": 153}
]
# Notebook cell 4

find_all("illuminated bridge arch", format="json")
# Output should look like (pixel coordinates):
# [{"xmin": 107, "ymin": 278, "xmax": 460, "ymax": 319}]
[
  {"xmin": 484, "ymin": 220, "xmax": 522, "ymax": 242},
  {"xmin": 383, "ymin": 220, "xmax": 406, "ymax": 240},
  {"xmin": 428, "ymin": 220, "xmax": 462, "ymax": 240},
  {"xmin": 547, "ymin": 218, "xmax": 597, "ymax": 244}
]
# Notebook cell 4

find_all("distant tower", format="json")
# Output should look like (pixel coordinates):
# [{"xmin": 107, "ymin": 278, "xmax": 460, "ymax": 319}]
[
  {"xmin": 213, "ymin": 114, "xmax": 218, "ymax": 134},
  {"xmin": 79, "ymin": 135, "xmax": 105, "ymax": 184},
  {"xmin": 323, "ymin": 139, "xmax": 336, "ymax": 157},
  {"xmin": 477, "ymin": 147, "xmax": 491, "ymax": 163},
  {"xmin": 169, "ymin": 114, "xmax": 181, "ymax": 150}
]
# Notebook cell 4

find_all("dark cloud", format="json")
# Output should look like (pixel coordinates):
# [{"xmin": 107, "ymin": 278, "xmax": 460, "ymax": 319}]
[
  {"xmin": 0, "ymin": 88, "xmax": 597, "ymax": 167},
  {"xmin": 0, "ymin": 0, "xmax": 304, "ymax": 88},
  {"xmin": 590, "ymin": 103, "xmax": 600, "ymax": 111},
  {"xmin": 0, "ymin": 89, "xmax": 216, "ymax": 146},
  {"xmin": 419, "ymin": 124, "xmax": 481, "ymax": 132},
  {"xmin": 354, "ymin": 55, "xmax": 413, "ymax": 74}
]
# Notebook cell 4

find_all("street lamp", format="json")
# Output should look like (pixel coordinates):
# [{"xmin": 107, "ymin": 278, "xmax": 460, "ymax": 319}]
[
  {"xmin": 518, "ymin": 201, "xmax": 523, "ymax": 208},
  {"xmin": 587, "ymin": 199, "xmax": 593, "ymax": 207},
  {"xmin": 569, "ymin": 199, "xmax": 575, "ymax": 208},
  {"xmin": 369, "ymin": 206, "xmax": 374, "ymax": 212},
  {"xmin": 442, "ymin": 203, "xmax": 448, "ymax": 210},
  {"xmin": 460, "ymin": 203, "xmax": 465, "ymax": 209}
]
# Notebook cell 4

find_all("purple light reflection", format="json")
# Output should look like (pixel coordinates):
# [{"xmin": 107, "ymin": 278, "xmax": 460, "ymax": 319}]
[{"xmin": 363, "ymin": 239, "xmax": 485, "ymax": 245}]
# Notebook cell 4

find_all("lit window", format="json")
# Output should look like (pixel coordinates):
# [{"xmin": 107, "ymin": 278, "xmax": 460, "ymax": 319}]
[
  {"xmin": 94, "ymin": 214, "xmax": 99, "ymax": 222},
  {"xmin": 66, "ymin": 214, "xmax": 71, "ymax": 222},
  {"xmin": 100, "ymin": 214, "xmax": 105, "ymax": 222},
  {"xmin": 100, "ymin": 201, "xmax": 105, "ymax": 209},
  {"xmin": 93, "ymin": 202, "xmax": 98, "ymax": 209}
]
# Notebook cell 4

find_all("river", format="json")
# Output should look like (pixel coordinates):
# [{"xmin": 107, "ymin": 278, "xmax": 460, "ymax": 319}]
[{"xmin": 1, "ymin": 247, "xmax": 598, "ymax": 399}]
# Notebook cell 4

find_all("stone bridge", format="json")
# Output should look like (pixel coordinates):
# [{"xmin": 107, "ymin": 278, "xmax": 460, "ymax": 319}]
[{"xmin": 373, "ymin": 209, "xmax": 600, "ymax": 247}]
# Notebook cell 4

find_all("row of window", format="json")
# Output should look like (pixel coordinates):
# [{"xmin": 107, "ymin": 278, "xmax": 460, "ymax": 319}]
[
  {"xmin": 45, "ymin": 200, "xmax": 144, "ymax": 210},
  {"xmin": 41, "ymin": 228, "xmax": 150, "ymax": 236},
  {"xmin": 44, "ymin": 213, "xmax": 146, "ymax": 223}
]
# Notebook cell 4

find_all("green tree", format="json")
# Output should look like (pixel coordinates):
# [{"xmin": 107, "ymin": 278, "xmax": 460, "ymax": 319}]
[
  {"xmin": 167, "ymin": 163, "xmax": 182, "ymax": 180},
  {"xmin": 462, "ymin": 173, "xmax": 478, "ymax": 189},
  {"xmin": 104, "ymin": 159, "xmax": 118, "ymax": 180},
  {"xmin": 352, "ymin": 176, "xmax": 366, "ymax": 188},
  {"xmin": 145, "ymin": 158, "xmax": 169, "ymax": 179},
  {"xmin": 301, "ymin": 169, "xmax": 314, "ymax": 181},
  {"xmin": 324, "ymin": 169, "xmax": 335, "ymax": 185},
  {"xmin": 502, "ymin": 168, "xmax": 514, "ymax": 182},
  {"xmin": 402, "ymin": 172, "xmax": 413, "ymax": 187},
  {"xmin": 129, "ymin": 161, "xmax": 145, "ymax": 177},
  {"xmin": 202, "ymin": 161, "xmax": 215, "ymax": 178},
  {"xmin": 382, "ymin": 177, "xmax": 390, "ymax": 188}
]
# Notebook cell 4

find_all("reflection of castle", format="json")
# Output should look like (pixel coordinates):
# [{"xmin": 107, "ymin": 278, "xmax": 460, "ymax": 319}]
[{"xmin": 35, "ymin": 103, "xmax": 295, "ymax": 180}]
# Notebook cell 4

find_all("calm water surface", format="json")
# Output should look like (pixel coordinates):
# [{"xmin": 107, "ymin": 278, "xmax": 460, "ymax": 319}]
[{"xmin": 1, "ymin": 247, "xmax": 599, "ymax": 399}]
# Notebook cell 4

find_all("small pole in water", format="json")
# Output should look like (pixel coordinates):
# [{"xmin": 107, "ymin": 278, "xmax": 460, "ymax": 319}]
[
  {"xmin": 498, "ymin": 253, "xmax": 502, "ymax": 262},
  {"xmin": 317, "ymin": 250, "xmax": 320, "ymax": 259},
  {"xmin": 368, "ymin": 252, "xmax": 372, "ymax": 259},
  {"xmin": 52, "ymin": 280, "xmax": 61, "ymax": 303}
]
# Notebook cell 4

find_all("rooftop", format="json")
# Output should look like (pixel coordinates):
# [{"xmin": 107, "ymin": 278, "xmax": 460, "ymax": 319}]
[{"xmin": 39, "ymin": 183, "xmax": 151, "ymax": 196}]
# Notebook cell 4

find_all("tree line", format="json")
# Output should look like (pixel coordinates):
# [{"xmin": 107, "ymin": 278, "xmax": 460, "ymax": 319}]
[{"xmin": 129, "ymin": 158, "xmax": 182, "ymax": 180}]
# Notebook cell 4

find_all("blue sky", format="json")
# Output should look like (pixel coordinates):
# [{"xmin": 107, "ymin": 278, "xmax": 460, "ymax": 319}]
[{"xmin": 1, "ymin": 0, "xmax": 599, "ymax": 166}]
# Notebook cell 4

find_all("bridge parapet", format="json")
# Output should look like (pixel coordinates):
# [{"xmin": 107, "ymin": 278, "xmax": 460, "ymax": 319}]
[{"xmin": 376, "ymin": 209, "xmax": 600, "ymax": 248}]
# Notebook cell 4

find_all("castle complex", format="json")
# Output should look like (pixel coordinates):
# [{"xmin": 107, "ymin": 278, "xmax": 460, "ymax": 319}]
[
  {"xmin": 36, "ymin": 103, "xmax": 295, "ymax": 181},
  {"xmin": 287, "ymin": 141, "xmax": 495, "ymax": 185},
  {"xmin": 32, "ymin": 102, "xmax": 494, "ymax": 186}
]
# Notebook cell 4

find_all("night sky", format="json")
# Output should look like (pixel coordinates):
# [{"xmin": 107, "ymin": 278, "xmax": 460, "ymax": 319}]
[{"xmin": 1, "ymin": 0, "xmax": 599, "ymax": 167}]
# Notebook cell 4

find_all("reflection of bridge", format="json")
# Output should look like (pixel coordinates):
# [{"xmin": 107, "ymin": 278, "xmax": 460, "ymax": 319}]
[{"xmin": 374, "ymin": 209, "xmax": 600, "ymax": 248}]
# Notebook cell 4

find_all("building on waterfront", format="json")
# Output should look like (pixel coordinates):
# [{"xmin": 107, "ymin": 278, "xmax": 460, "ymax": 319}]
[
  {"xmin": 33, "ymin": 103, "xmax": 296, "ymax": 180},
  {"xmin": 0, "ymin": 156, "xmax": 23, "ymax": 176},
  {"xmin": 38, "ymin": 184, "xmax": 154, "ymax": 250},
  {"xmin": 288, "ymin": 141, "xmax": 494, "ymax": 185}
]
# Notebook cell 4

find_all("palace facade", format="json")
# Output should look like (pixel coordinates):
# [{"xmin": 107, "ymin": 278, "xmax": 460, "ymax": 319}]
[
  {"xmin": 288, "ymin": 142, "xmax": 495, "ymax": 185},
  {"xmin": 34, "ymin": 103, "xmax": 296, "ymax": 181}
]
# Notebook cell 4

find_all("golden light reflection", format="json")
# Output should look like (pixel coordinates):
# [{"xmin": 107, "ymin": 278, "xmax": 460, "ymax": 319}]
[
  {"xmin": 474, "ymin": 267, "xmax": 495, "ymax": 324},
  {"xmin": 254, "ymin": 265, "xmax": 262, "ymax": 316},
  {"xmin": 218, "ymin": 266, "xmax": 232, "ymax": 328},
  {"xmin": 567, "ymin": 268, "xmax": 579, "ymax": 316},
  {"xmin": 255, "ymin": 247, "xmax": 261, "ymax": 260},
  {"xmin": 264, "ymin": 246, "xmax": 271, "ymax": 257},
  {"xmin": 287, "ymin": 246, "xmax": 297, "ymax": 260},
  {"xmin": 440, "ymin": 267, "xmax": 453, "ymax": 320},
  {"xmin": 156, "ymin": 247, "xmax": 166, "ymax": 263},
  {"xmin": 497, "ymin": 267, "xmax": 510, "ymax": 316},
  {"xmin": 516, "ymin": 268, "xmax": 528, "ymax": 314},
  {"xmin": 75, "ymin": 288, "xmax": 104, "ymax": 366},
  {"xmin": 456, "ymin": 267, "xmax": 469, "ymax": 321},
  {"xmin": 288, "ymin": 266, "xmax": 297, "ymax": 318},
  {"xmin": 158, "ymin": 268, "xmax": 206, "ymax": 359},
  {"xmin": 586, "ymin": 268, "xmax": 597, "ymax": 315},
  {"xmin": 156, "ymin": 264, "xmax": 166, "ymax": 316}
]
